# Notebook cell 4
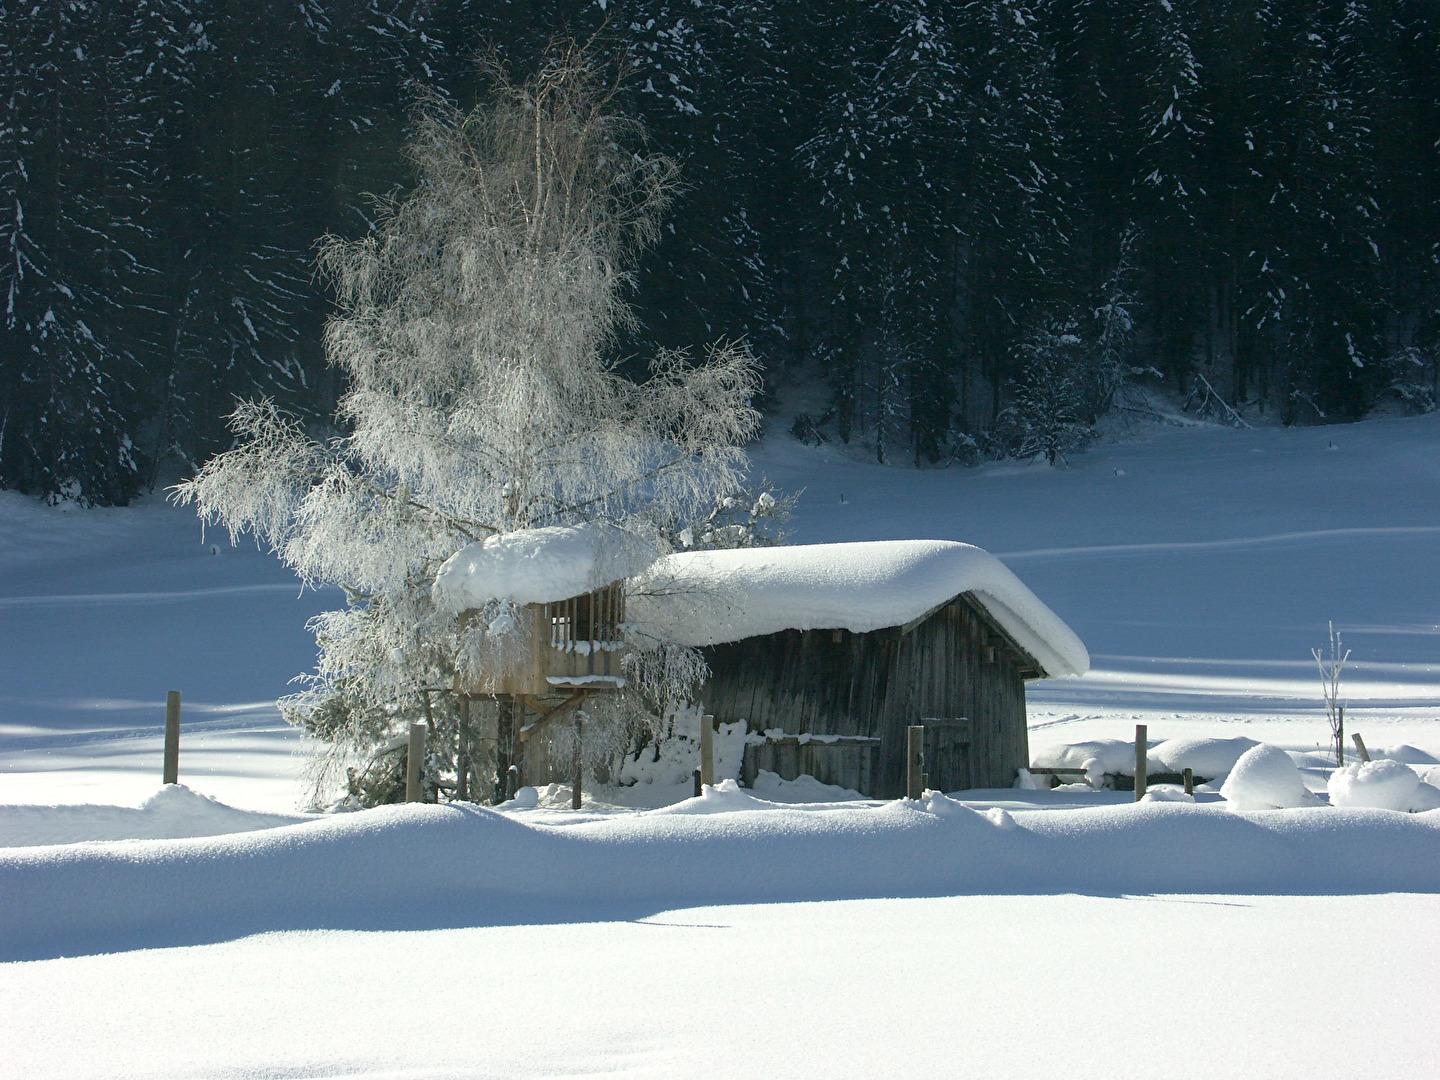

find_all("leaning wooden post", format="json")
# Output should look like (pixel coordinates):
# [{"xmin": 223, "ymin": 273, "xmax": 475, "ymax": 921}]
[
  {"xmin": 571, "ymin": 713, "xmax": 584, "ymax": 810},
  {"xmin": 1134, "ymin": 724, "xmax": 1148, "ymax": 802},
  {"xmin": 163, "ymin": 691, "xmax": 182, "ymax": 785},
  {"xmin": 405, "ymin": 721, "xmax": 426, "ymax": 803},
  {"xmin": 495, "ymin": 696, "xmax": 515, "ymax": 804},
  {"xmin": 699, "ymin": 712, "xmax": 715, "ymax": 787},
  {"xmin": 1351, "ymin": 732, "xmax": 1371, "ymax": 763},
  {"xmin": 906, "ymin": 725, "xmax": 924, "ymax": 800},
  {"xmin": 455, "ymin": 693, "xmax": 470, "ymax": 802}
]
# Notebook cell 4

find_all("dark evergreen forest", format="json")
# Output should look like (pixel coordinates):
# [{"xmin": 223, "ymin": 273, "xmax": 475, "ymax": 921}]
[{"xmin": 3, "ymin": 0, "xmax": 1436, "ymax": 503}]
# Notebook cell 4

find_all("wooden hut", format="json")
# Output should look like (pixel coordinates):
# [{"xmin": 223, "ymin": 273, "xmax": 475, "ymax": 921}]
[
  {"xmin": 433, "ymin": 523, "xmax": 656, "ymax": 697},
  {"xmin": 628, "ymin": 540, "xmax": 1088, "ymax": 798},
  {"xmin": 432, "ymin": 524, "xmax": 657, "ymax": 799}
]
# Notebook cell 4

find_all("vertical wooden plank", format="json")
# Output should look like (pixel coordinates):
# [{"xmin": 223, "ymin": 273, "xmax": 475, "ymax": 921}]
[
  {"xmin": 496, "ymin": 696, "xmax": 515, "ymax": 804},
  {"xmin": 1351, "ymin": 733, "xmax": 1371, "ymax": 762},
  {"xmin": 906, "ymin": 725, "xmax": 924, "ymax": 799},
  {"xmin": 163, "ymin": 691, "xmax": 181, "ymax": 785},
  {"xmin": 1134, "ymin": 724, "xmax": 1148, "ymax": 802},
  {"xmin": 571, "ymin": 713, "xmax": 583, "ymax": 810},
  {"xmin": 699, "ymin": 712, "xmax": 715, "ymax": 786},
  {"xmin": 405, "ymin": 721, "xmax": 426, "ymax": 802},
  {"xmin": 456, "ymin": 693, "xmax": 470, "ymax": 802}
]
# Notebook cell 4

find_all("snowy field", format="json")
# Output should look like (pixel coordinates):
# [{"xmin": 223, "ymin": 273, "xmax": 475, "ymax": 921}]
[{"xmin": 3, "ymin": 412, "xmax": 1440, "ymax": 1078}]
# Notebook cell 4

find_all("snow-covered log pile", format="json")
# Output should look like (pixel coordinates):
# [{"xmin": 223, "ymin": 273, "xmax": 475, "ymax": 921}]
[
  {"xmin": 1033, "ymin": 736, "xmax": 1262, "ymax": 787},
  {"xmin": 627, "ymin": 540, "xmax": 1089, "ymax": 678}
]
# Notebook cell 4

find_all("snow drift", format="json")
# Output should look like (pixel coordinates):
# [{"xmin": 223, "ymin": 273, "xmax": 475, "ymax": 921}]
[
  {"xmin": 0, "ymin": 785, "xmax": 307, "ymax": 847},
  {"xmin": 4, "ymin": 795, "xmax": 1437, "ymax": 962}
]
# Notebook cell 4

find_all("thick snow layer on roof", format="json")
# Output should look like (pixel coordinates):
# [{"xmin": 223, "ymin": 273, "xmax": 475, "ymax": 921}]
[
  {"xmin": 628, "ymin": 540, "xmax": 1088, "ymax": 678},
  {"xmin": 432, "ymin": 524, "xmax": 657, "ymax": 610}
]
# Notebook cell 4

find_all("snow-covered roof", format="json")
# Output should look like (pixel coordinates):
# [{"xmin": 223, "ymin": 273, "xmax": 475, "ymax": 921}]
[
  {"xmin": 432, "ymin": 524, "xmax": 658, "ymax": 611},
  {"xmin": 628, "ymin": 540, "xmax": 1089, "ymax": 679}
]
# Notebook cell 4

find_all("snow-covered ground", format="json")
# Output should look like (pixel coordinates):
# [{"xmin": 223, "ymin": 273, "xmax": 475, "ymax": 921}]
[
  {"xmin": 4, "ymin": 411, "xmax": 1439, "ymax": 1078},
  {"xmin": 6, "ymin": 411, "xmax": 1439, "ymax": 811},
  {"xmin": 7, "ymin": 890, "xmax": 1433, "ymax": 1080},
  {"xmin": 754, "ymin": 410, "xmax": 1440, "ymax": 754}
]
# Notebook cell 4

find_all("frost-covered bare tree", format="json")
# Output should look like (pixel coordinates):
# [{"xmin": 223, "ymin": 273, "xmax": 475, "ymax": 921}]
[{"xmin": 173, "ymin": 44, "xmax": 761, "ymax": 804}]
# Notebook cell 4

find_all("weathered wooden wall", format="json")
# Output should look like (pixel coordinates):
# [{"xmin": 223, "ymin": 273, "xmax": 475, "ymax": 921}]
[{"xmin": 701, "ymin": 594, "xmax": 1033, "ymax": 797}]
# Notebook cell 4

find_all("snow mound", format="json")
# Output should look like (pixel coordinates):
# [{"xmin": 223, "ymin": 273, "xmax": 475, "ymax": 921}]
[
  {"xmin": 1375, "ymin": 744, "xmax": 1440, "ymax": 765},
  {"xmin": 495, "ymin": 786, "xmax": 540, "ymax": 811},
  {"xmin": 0, "ymin": 785, "xmax": 305, "ymax": 848},
  {"xmin": 1409, "ymin": 783, "xmax": 1440, "ymax": 812},
  {"xmin": 648, "ymin": 778, "xmax": 775, "ymax": 814},
  {"xmin": 750, "ymin": 770, "xmax": 867, "ymax": 803},
  {"xmin": 628, "ymin": 540, "xmax": 1088, "ymax": 678},
  {"xmin": 1219, "ymin": 745, "xmax": 1319, "ymax": 810},
  {"xmin": 432, "ymin": 524, "xmax": 656, "ymax": 610},
  {"xmin": 1142, "ymin": 785, "xmax": 1196, "ymax": 803},
  {"xmin": 1150, "ymin": 737, "xmax": 1259, "ymax": 779},
  {"xmin": 1328, "ymin": 760, "xmax": 1426, "ymax": 812}
]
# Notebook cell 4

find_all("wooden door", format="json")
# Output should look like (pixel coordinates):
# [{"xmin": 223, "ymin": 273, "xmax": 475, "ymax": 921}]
[{"xmin": 922, "ymin": 717, "xmax": 973, "ymax": 793}]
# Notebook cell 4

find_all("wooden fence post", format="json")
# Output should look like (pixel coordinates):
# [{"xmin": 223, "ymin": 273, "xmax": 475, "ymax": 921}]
[
  {"xmin": 1183, "ymin": 767, "xmax": 1194, "ymax": 796},
  {"xmin": 906, "ymin": 725, "xmax": 924, "ymax": 800},
  {"xmin": 163, "ymin": 691, "xmax": 181, "ymax": 785},
  {"xmin": 405, "ymin": 722, "xmax": 426, "ymax": 803},
  {"xmin": 455, "ymin": 693, "xmax": 470, "ymax": 802},
  {"xmin": 496, "ymin": 696, "xmax": 515, "ymax": 804},
  {"xmin": 1134, "ymin": 724, "xmax": 1148, "ymax": 802},
  {"xmin": 1351, "ymin": 732, "xmax": 1371, "ymax": 763},
  {"xmin": 699, "ymin": 712, "xmax": 715, "ymax": 787},
  {"xmin": 571, "ymin": 713, "xmax": 584, "ymax": 810},
  {"xmin": 693, "ymin": 768, "xmax": 703, "ymax": 798}
]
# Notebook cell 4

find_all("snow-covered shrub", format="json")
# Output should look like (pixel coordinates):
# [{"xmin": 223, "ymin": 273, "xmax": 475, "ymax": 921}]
[
  {"xmin": 1327, "ymin": 759, "xmax": 1438, "ymax": 812},
  {"xmin": 1219, "ymin": 744, "xmax": 1319, "ymax": 810},
  {"xmin": 992, "ymin": 320, "xmax": 1096, "ymax": 466},
  {"xmin": 616, "ymin": 707, "xmax": 746, "ymax": 791}
]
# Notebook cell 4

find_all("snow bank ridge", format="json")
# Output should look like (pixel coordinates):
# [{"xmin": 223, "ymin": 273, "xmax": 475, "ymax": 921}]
[{"xmin": 4, "ymin": 797, "xmax": 1438, "ymax": 962}]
